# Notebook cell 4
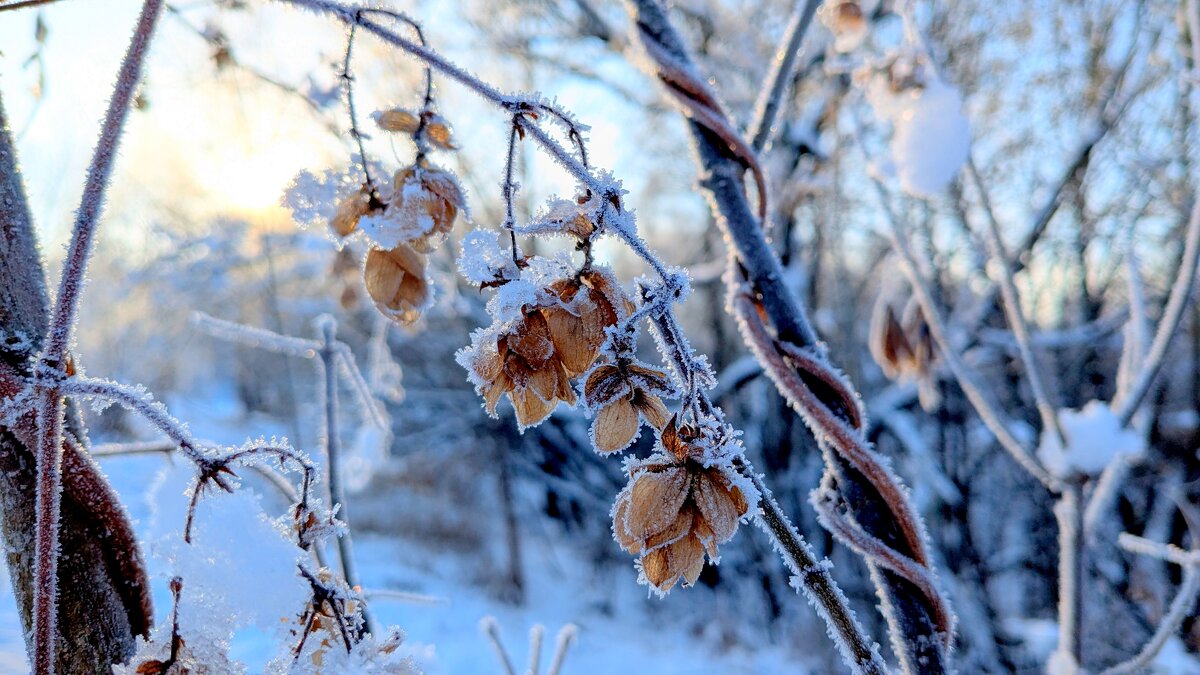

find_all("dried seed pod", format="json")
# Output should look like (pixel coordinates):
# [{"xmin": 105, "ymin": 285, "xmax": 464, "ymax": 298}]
[
  {"xmin": 871, "ymin": 297, "xmax": 941, "ymax": 410},
  {"xmin": 374, "ymin": 108, "xmax": 421, "ymax": 133},
  {"xmin": 330, "ymin": 185, "xmax": 374, "ymax": 238},
  {"xmin": 385, "ymin": 164, "xmax": 465, "ymax": 252},
  {"xmin": 363, "ymin": 243, "xmax": 429, "ymax": 324},
  {"xmin": 585, "ymin": 361, "xmax": 673, "ymax": 453},
  {"xmin": 467, "ymin": 310, "xmax": 578, "ymax": 429},
  {"xmin": 869, "ymin": 300, "xmax": 915, "ymax": 379},
  {"xmin": 611, "ymin": 417, "xmax": 750, "ymax": 593},
  {"xmin": 423, "ymin": 113, "xmax": 458, "ymax": 150},
  {"xmin": 541, "ymin": 270, "xmax": 631, "ymax": 375}
]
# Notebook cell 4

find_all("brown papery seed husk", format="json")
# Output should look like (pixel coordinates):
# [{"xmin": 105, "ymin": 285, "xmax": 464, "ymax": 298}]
[
  {"xmin": 594, "ymin": 395, "xmax": 640, "ymax": 453},
  {"xmin": 376, "ymin": 108, "xmax": 421, "ymax": 133},
  {"xmin": 364, "ymin": 244, "xmax": 428, "ymax": 324},
  {"xmin": 634, "ymin": 391, "xmax": 669, "ymax": 430},
  {"xmin": 693, "ymin": 471, "xmax": 742, "ymax": 543},
  {"xmin": 627, "ymin": 467, "xmax": 688, "ymax": 541}
]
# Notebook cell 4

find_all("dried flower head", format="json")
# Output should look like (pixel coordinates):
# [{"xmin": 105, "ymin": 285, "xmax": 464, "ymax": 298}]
[
  {"xmin": 870, "ymin": 299, "xmax": 933, "ymax": 380},
  {"xmin": 611, "ymin": 418, "xmax": 750, "ymax": 592},
  {"xmin": 464, "ymin": 269, "xmax": 631, "ymax": 429},
  {"xmin": 585, "ymin": 360, "xmax": 673, "ymax": 453},
  {"xmin": 363, "ymin": 243, "xmax": 429, "ymax": 324},
  {"xmin": 469, "ymin": 309, "xmax": 577, "ymax": 428},
  {"xmin": 870, "ymin": 298, "xmax": 939, "ymax": 410},
  {"xmin": 539, "ymin": 270, "xmax": 631, "ymax": 374},
  {"xmin": 330, "ymin": 183, "xmax": 375, "ymax": 238},
  {"xmin": 382, "ymin": 163, "xmax": 465, "ymax": 253}
]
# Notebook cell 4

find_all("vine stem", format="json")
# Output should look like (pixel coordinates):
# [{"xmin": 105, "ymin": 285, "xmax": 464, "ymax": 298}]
[
  {"xmin": 31, "ymin": 1, "xmax": 163, "ymax": 672},
  {"xmin": 628, "ymin": 0, "xmax": 952, "ymax": 670},
  {"xmin": 742, "ymin": 463, "xmax": 888, "ymax": 674}
]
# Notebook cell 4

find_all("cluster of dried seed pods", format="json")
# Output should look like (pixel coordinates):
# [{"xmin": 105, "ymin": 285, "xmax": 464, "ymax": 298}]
[
  {"xmin": 466, "ymin": 269, "xmax": 635, "ymax": 429},
  {"xmin": 611, "ymin": 417, "xmax": 750, "ymax": 592},
  {"xmin": 327, "ymin": 106, "xmax": 466, "ymax": 325}
]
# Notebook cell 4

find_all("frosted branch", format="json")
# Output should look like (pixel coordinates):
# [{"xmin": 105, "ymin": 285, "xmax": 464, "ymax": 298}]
[
  {"xmin": 1113, "ymin": 199, "xmax": 1200, "ymax": 425},
  {"xmin": 191, "ymin": 311, "xmax": 320, "ymax": 358},
  {"xmin": 966, "ymin": 159, "xmax": 1065, "ymax": 445},
  {"xmin": 1100, "ymin": 534, "xmax": 1200, "ymax": 674},
  {"xmin": 30, "ymin": 2, "xmax": 163, "ymax": 671}
]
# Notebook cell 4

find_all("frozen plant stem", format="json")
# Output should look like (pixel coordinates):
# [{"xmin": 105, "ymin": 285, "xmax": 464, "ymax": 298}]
[
  {"xmin": 316, "ymin": 317, "xmax": 374, "ymax": 637},
  {"xmin": 747, "ymin": 0, "xmax": 822, "ymax": 153},
  {"xmin": 966, "ymin": 159, "xmax": 1066, "ymax": 445},
  {"xmin": 745, "ymin": 466, "xmax": 887, "ymax": 674},
  {"xmin": 1112, "ymin": 199, "xmax": 1200, "ymax": 425},
  {"xmin": 482, "ymin": 618, "xmax": 517, "ymax": 675},
  {"xmin": 1055, "ymin": 482, "xmax": 1084, "ymax": 668},
  {"xmin": 546, "ymin": 624, "xmax": 577, "ymax": 675},
  {"xmin": 31, "ymin": 1, "xmax": 163, "ymax": 672}
]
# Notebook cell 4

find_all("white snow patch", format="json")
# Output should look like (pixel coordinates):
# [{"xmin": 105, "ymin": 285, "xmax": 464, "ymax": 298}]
[
  {"xmin": 1037, "ymin": 400, "xmax": 1145, "ymax": 479},
  {"xmin": 866, "ymin": 77, "xmax": 971, "ymax": 198}
]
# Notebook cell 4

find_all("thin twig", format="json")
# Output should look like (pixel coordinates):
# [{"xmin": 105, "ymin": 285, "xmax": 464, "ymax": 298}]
[
  {"xmin": 30, "ymin": 2, "xmax": 163, "ymax": 671},
  {"xmin": 1112, "ymin": 199, "xmax": 1200, "ymax": 425},
  {"xmin": 316, "ymin": 316, "xmax": 375, "ymax": 636},
  {"xmin": 0, "ymin": 0, "xmax": 64, "ymax": 11},
  {"xmin": 966, "ymin": 158, "xmax": 1066, "ymax": 446},
  {"xmin": 1100, "ymin": 534, "xmax": 1200, "ymax": 674},
  {"xmin": 747, "ymin": 0, "xmax": 822, "ymax": 153}
]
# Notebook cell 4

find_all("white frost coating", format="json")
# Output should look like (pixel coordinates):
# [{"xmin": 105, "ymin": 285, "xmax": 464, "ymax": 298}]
[
  {"xmin": 458, "ymin": 228, "xmax": 521, "ymax": 285},
  {"xmin": 281, "ymin": 166, "xmax": 368, "ymax": 230},
  {"xmin": 1037, "ymin": 400, "xmax": 1146, "ymax": 479},
  {"xmin": 866, "ymin": 76, "xmax": 971, "ymax": 198},
  {"xmin": 145, "ymin": 464, "xmax": 309, "ymax": 660}
]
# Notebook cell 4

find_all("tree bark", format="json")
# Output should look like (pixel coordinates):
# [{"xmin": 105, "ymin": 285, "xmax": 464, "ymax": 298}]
[{"xmin": 0, "ymin": 89, "xmax": 152, "ymax": 673}]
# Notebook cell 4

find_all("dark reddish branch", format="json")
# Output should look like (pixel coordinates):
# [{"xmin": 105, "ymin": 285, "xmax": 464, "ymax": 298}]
[{"xmin": 628, "ymin": 1, "xmax": 952, "ymax": 670}]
